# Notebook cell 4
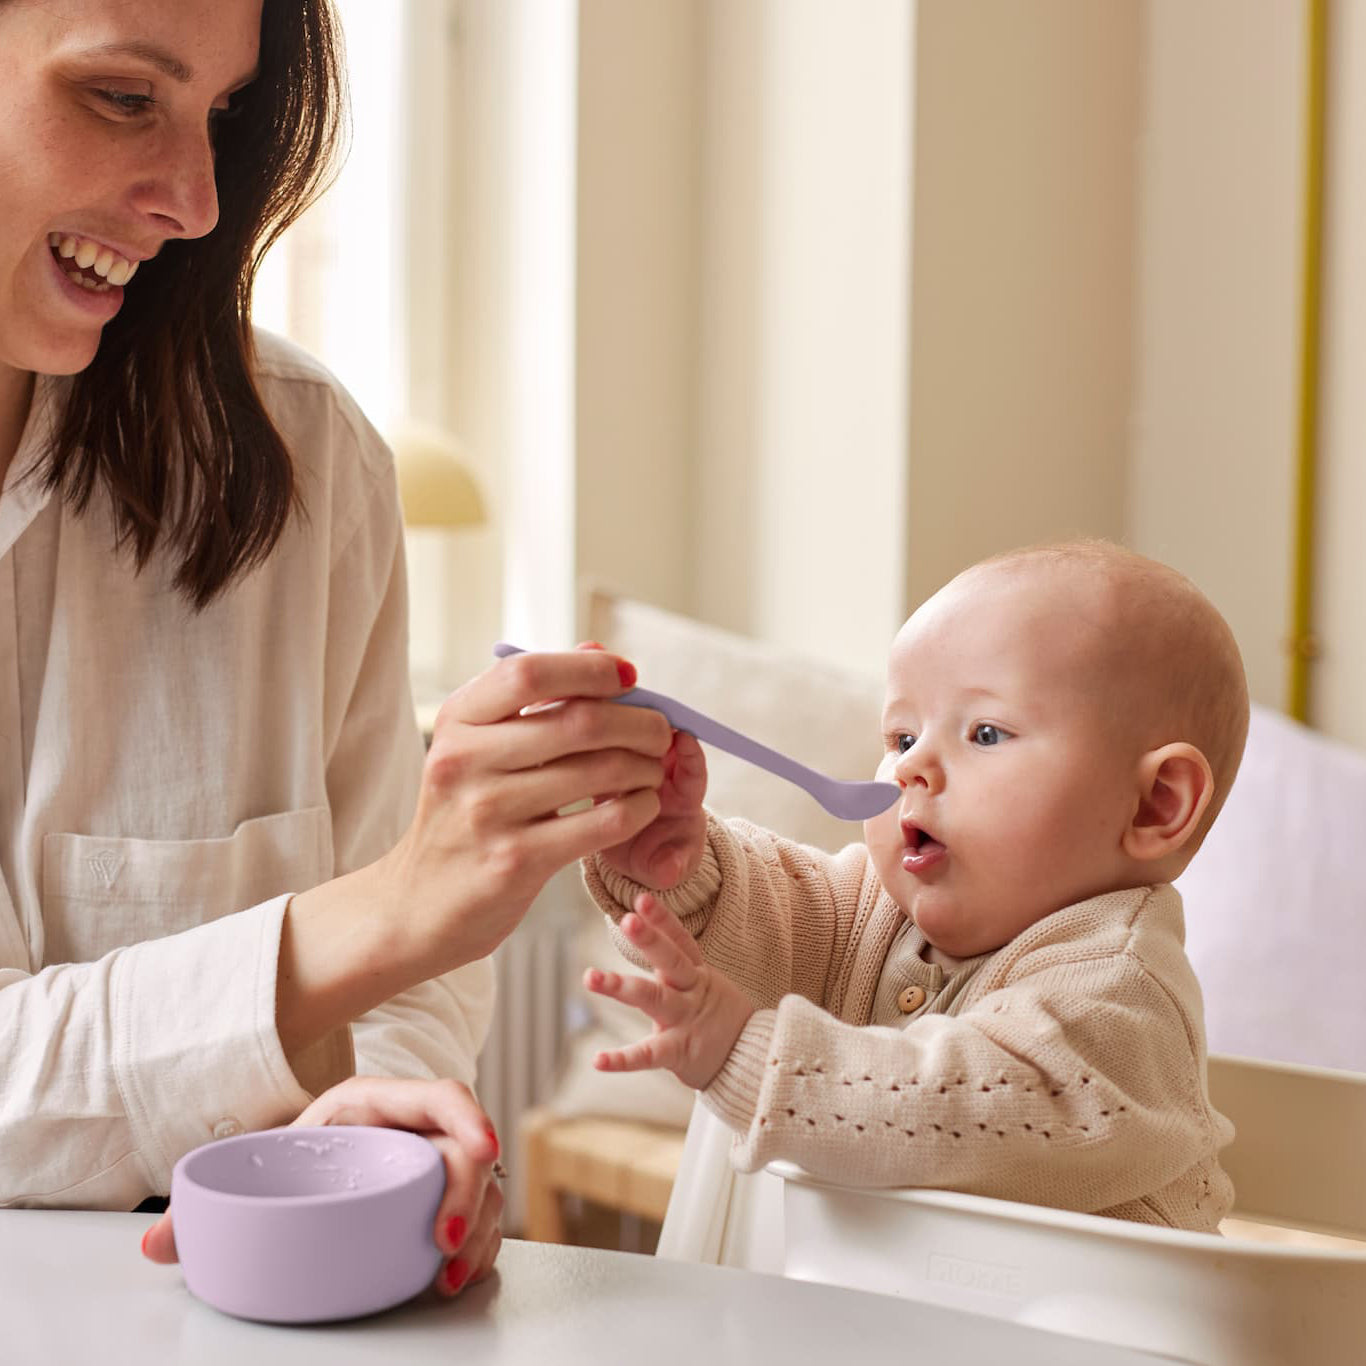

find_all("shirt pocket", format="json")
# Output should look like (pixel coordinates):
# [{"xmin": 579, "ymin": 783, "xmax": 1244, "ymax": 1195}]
[{"xmin": 40, "ymin": 808, "xmax": 334, "ymax": 966}]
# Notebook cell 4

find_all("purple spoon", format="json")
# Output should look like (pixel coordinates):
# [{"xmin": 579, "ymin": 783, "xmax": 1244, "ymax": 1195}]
[{"xmin": 493, "ymin": 642, "xmax": 900, "ymax": 821}]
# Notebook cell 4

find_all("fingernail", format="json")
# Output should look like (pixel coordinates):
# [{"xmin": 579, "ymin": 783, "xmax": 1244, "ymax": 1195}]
[
  {"xmin": 444, "ymin": 1215, "xmax": 466, "ymax": 1252},
  {"xmin": 443, "ymin": 1258, "xmax": 471, "ymax": 1294},
  {"xmin": 581, "ymin": 640, "xmax": 605, "ymax": 650},
  {"xmin": 485, "ymin": 1124, "xmax": 500, "ymax": 1160},
  {"xmin": 616, "ymin": 660, "xmax": 637, "ymax": 688}
]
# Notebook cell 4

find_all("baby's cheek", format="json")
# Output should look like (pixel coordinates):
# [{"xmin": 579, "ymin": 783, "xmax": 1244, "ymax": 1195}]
[{"xmin": 863, "ymin": 771, "xmax": 902, "ymax": 862}]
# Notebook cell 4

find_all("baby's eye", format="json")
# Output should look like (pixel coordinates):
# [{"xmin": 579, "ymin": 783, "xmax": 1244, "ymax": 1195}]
[
  {"xmin": 894, "ymin": 733, "xmax": 916, "ymax": 755},
  {"xmin": 970, "ymin": 723, "xmax": 1009, "ymax": 747}
]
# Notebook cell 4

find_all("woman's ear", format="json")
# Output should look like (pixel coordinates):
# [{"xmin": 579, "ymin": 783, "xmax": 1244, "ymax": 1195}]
[{"xmin": 1122, "ymin": 743, "xmax": 1214, "ymax": 863}]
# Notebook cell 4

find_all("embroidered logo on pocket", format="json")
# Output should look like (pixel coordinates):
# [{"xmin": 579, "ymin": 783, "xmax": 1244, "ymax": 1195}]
[{"xmin": 87, "ymin": 849, "xmax": 124, "ymax": 889}]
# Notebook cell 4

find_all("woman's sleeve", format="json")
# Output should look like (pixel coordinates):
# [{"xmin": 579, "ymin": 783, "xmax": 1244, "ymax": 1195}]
[{"xmin": 0, "ymin": 896, "xmax": 334, "ymax": 1209}]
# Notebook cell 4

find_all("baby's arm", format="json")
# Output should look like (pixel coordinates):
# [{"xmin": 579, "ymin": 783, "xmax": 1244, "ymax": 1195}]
[
  {"xmin": 591, "ymin": 897, "xmax": 1225, "ymax": 1219},
  {"xmin": 705, "ymin": 964, "xmax": 1221, "ymax": 1216},
  {"xmin": 585, "ymin": 813, "xmax": 881, "ymax": 1013}
]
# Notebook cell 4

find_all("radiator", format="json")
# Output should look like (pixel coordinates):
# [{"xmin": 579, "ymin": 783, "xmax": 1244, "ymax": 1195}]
[{"xmin": 475, "ymin": 869, "xmax": 583, "ymax": 1232}]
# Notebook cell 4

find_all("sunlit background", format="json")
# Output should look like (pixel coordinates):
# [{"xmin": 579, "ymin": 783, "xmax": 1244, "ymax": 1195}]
[
  {"xmin": 253, "ymin": 0, "xmax": 1366, "ymax": 1247},
  {"xmin": 254, "ymin": 0, "xmax": 1364, "ymax": 753}
]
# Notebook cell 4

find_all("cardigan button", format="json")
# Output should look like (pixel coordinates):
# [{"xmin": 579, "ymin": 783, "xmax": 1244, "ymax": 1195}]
[{"xmin": 897, "ymin": 984, "xmax": 927, "ymax": 1013}]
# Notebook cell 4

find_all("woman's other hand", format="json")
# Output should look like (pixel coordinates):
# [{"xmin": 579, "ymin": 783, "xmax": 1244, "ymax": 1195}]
[{"xmin": 140, "ymin": 1076, "xmax": 503, "ymax": 1298}]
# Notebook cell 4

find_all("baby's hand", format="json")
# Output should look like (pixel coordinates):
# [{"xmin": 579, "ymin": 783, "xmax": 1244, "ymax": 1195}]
[
  {"xmin": 585, "ymin": 892, "xmax": 753, "ymax": 1091},
  {"xmin": 595, "ymin": 730, "xmax": 707, "ymax": 889}
]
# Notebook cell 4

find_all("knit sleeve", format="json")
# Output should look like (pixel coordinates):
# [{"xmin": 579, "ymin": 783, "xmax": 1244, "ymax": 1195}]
[
  {"xmin": 701, "ymin": 949, "xmax": 1227, "ymax": 1219},
  {"xmin": 584, "ymin": 814, "xmax": 880, "ymax": 1011}
]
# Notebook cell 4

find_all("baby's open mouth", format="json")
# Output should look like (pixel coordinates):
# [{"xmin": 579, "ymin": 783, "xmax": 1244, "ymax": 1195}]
[
  {"xmin": 901, "ymin": 820, "xmax": 947, "ymax": 872},
  {"xmin": 49, "ymin": 233, "xmax": 140, "ymax": 291}
]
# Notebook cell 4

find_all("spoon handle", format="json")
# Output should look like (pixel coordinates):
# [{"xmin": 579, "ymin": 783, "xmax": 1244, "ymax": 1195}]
[
  {"xmin": 492, "ymin": 642, "xmax": 896, "ymax": 817},
  {"xmin": 493, "ymin": 642, "xmax": 831, "ymax": 785}
]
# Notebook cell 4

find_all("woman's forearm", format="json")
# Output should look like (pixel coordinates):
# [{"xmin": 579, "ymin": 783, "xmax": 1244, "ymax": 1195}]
[{"xmin": 275, "ymin": 861, "xmax": 432, "ymax": 1059}]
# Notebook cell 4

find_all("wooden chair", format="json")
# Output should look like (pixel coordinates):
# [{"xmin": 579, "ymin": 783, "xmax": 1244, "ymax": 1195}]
[{"xmin": 519, "ymin": 1107, "xmax": 686, "ymax": 1244}]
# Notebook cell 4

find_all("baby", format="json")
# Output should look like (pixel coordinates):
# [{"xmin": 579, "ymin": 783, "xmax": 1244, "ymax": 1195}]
[{"xmin": 581, "ymin": 541, "xmax": 1249, "ymax": 1232}]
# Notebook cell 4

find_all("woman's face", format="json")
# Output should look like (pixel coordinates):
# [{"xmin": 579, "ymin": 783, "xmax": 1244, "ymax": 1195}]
[{"xmin": 0, "ymin": 0, "xmax": 263, "ymax": 380}]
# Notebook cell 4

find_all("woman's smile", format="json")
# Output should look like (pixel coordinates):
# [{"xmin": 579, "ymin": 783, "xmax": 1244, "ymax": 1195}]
[
  {"xmin": 44, "ymin": 235, "xmax": 127, "ymax": 321},
  {"xmin": 48, "ymin": 232, "xmax": 142, "ymax": 289}
]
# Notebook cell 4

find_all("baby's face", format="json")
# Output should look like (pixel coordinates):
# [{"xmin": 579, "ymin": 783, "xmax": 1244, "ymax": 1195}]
[{"xmin": 864, "ymin": 563, "xmax": 1143, "ymax": 959}]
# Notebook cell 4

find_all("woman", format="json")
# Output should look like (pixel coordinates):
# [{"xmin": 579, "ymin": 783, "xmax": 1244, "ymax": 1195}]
[{"xmin": 0, "ymin": 0, "xmax": 670, "ymax": 1297}]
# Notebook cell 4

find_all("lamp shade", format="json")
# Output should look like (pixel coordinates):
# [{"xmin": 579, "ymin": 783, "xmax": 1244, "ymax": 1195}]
[{"xmin": 388, "ymin": 420, "xmax": 486, "ymax": 529}]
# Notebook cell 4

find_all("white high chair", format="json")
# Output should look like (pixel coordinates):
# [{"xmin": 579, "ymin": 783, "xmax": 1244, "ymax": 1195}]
[{"xmin": 656, "ymin": 1054, "xmax": 1366, "ymax": 1366}]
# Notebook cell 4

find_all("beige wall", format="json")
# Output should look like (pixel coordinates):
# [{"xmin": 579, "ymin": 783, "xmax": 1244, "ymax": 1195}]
[
  {"xmin": 906, "ymin": 0, "xmax": 1140, "ymax": 608},
  {"xmin": 692, "ymin": 0, "xmax": 915, "ymax": 670},
  {"xmin": 575, "ymin": 0, "xmax": 700, "ymax": 621},
  {"xmin": 428, "ymin": 0, "xmax": 1362, "ymax": 752},
  {"xmin": 1127, "ymin": 0, "xmax": 1304, "ymax": 715}
]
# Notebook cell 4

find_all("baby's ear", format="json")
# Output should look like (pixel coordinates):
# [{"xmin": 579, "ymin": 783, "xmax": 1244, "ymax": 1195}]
[{"xmin": 1122, "ymin": 743, "xmax": 1214, "ymax": 863}]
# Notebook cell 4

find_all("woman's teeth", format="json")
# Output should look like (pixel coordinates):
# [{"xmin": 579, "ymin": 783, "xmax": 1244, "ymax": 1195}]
[{"xmin": 48, "ymin": 233, "xmax": 140, "ymax": 291}]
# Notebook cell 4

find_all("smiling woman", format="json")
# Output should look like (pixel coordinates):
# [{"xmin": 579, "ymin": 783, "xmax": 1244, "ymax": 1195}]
[
  {"xmin": 0, "ymin": 0, "xmax": 678, "ymax": 1312},
  {"xmin": 0, "ymin": 0, "xmax": 341, "ymax": 608}
]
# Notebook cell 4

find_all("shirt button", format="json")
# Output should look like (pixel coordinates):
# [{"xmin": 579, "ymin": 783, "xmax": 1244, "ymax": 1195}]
[
  {"xmin": 212, "ymin": 1118, "xmax": 243, "ymax": 1140},
  {"xmin": 897, "ymin": 985, "xmax": 927, "ymax": 1014}
]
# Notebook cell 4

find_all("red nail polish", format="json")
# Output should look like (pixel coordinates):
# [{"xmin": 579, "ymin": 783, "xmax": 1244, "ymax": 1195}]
[
  {"xmin": 444, "ymin": 1215, "xmax": 466, "ymax": 1251},
  {"xmin": 616, "ymin": 660, "xmax": 637, "ymax": 688},
  {"xmin": 485, "ymin": 1124, "xmax": 500, "ymax": 1160},
  {"xmin": 443, "ymin": 1258, "xmax": 471, "ymax": 1294}
]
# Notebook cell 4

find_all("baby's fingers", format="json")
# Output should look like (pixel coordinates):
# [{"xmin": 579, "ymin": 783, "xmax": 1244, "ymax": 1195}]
[
  {"xmin": 592, "ymin": 1032, "xmax": 679, "ymax": 1074},
  {"xmin": 626, "ymin": 893, "xmax": 704, "ymax": 982},
  {"xmin": 583, "ymin": 966, "xmax": 669, "ymax": 1022}
]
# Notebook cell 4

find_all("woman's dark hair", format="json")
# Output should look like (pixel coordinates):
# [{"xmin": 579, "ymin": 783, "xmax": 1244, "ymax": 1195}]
[{"xmin": 44, "ymin": 0, "xmax": 347, "ymax": 609}]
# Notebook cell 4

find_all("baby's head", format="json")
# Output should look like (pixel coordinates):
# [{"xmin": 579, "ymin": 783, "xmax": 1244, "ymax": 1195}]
[{"xmin": 864, "ymin": 540, "xmax": 1249, "ymax": 961}]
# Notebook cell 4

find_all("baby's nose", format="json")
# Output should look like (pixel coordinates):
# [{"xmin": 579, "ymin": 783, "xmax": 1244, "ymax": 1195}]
[{"xmin": 895, "ymin": 745, "xmax": 942, "ymax": 792}]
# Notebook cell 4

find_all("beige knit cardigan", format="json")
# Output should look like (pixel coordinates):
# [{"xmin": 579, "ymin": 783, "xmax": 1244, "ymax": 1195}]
[{"xmin": 585, "ymin": 814, "xmax": 1235, "ymax": 1233}]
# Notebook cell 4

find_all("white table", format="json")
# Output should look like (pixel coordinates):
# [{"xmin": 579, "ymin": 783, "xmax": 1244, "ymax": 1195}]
[{"xmin": 1, "ymin": 1211, "xmax": 1178, "ymax": 1363}]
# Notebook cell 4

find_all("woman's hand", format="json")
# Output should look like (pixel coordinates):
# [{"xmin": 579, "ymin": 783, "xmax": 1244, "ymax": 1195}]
[
  {"xmin": 140, "ymin": 1076, "xmax": 503, "ymax": 1298},
  {"xmin": 277, "ymin": 647, "xmax": 677, "ymax": 1058},
  {"xmin": 383, "ymin": 648, "xmax": 676, "ymax": 966},
  {"xmin": 595, "ymin": 730, "xmax": 708, "ymax": 889}
]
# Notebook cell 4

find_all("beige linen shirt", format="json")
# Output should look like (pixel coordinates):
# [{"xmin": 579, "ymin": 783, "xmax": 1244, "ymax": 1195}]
[
  {"xmin": 0, "ymin": 331, "xmax": 494, "ymax": 1210},
  {"xmin": 587, "ymin": 814, "xmax": 1235, "ymax": 1232}
]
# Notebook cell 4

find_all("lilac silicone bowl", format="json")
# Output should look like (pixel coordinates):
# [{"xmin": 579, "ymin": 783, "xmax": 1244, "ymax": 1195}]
[{"xmin": 169, "ymin": 1125, "xmax": 444, "ymax": 1324}]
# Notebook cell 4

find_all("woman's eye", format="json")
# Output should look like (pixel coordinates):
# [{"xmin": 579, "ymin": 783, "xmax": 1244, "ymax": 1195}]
[
  {"xmin": 94, "ymin": 89, "xmax": 157, "ymax": 116},
  {"xmin": 971, "ymin": 723, "xmax": 1007, "ymax": 747}
]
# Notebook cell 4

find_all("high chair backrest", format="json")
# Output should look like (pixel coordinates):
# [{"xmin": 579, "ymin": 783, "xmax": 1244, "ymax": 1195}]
[{"xmin": 1209, "ymin": 1053, "xmax": 1366, "ymax": 1238}]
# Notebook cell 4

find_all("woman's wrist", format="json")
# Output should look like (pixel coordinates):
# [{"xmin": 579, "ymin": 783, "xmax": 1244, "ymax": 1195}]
[{"xmin": 275, "ymin": 858, "xmax": 428, "ymax": 1058}]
